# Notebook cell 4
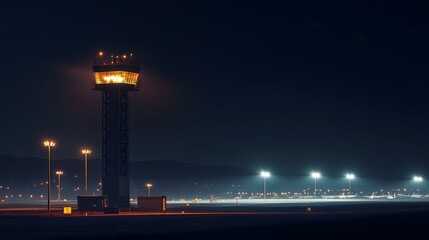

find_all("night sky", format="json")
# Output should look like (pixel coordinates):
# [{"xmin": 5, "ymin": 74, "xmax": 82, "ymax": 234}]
[{"xmin": 1, "ymin": 1, "xmax": 429, "ymax": 179}]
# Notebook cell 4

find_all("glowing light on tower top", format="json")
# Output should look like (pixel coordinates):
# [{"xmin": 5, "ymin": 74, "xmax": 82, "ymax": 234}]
[{"xmin": 93, "ymin": 51, "xmax": 141, "ymax": 90}]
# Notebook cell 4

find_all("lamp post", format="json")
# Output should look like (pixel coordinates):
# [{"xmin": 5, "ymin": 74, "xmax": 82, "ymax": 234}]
[
  {"xmin": 81, "ymin": 149, "xmax": 91, "ymax": 195},
  {"xmin": 260, "ymin": 171, "xmax": 271, "ymax": 200},
  {"xmin": 346, "ymin": 173, "xmax": 355, "ymax": 194},
  {"xmin": 311, "ymin": 172, "xmax": 321, "ymax": 196},
  {"xmin": 146, "ymin": 183, "xmax": 152, "ymax": 196},
  {"xmin": 43, "ymin": 140, "xmax": 56, "ymax": 213},
  {"xmin": 56, "ymin": 171, "xmax": 63, "ymax": 201},
  {"xmin": 413, "ymin": 176, "xmax": 423, "ymax": 194}
]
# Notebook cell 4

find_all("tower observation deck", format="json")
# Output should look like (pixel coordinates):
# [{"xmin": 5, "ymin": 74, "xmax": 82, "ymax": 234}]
[{"xmin": 92, "ymin": 52, "xmax": 141, "ymax": 208}]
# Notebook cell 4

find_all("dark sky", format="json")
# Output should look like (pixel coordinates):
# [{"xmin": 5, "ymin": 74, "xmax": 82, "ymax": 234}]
[{"xmin": 1, "ymin": 1, "xmax": 429, "ymax": 179}]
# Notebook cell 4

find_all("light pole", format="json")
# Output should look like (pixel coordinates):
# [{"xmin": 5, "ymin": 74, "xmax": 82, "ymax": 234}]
[
  {"xmin": 81, "ymin": 149, "xmax": 91, "ymax": 195},
  {"xmin": 311, "ymin": 172, "xmax": 321, "ymax": 196},
  {"xmin": 146, "ymin": 183, "xmax": 152, "ymax": 196},
  {"xmin": 56, "ymin": 171, "xmax": 63, "ymax": 201},
  {"xmin": 346, "ymin": 173, "xmax": 355, "ymax": 194},
  {"xmin": 43, "ymin": 140, "xmax": 56, "ymax": 213},
  {"xmin": 260, "ymin": 171, "xmax": 270, "ymax": 200},
  {"xmin": 413, "ymin": 176, "xmax": 423, "ymax": 194}
]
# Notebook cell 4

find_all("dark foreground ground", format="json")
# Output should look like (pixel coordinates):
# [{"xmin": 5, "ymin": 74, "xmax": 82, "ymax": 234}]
[{"xmin": 1, "ymin": 201, "xmax": 429, "ymax": 239}]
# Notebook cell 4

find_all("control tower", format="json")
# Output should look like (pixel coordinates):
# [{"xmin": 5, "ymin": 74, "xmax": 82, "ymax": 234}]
[{"xmin": 92, "ymin": 52, "xmax": 141, "ymax": 208}]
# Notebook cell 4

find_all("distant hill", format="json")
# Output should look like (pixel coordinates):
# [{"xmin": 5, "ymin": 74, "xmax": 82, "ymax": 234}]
[
  {"xmin": 0, "ymin": 155, "xmax": 254, "ymax": 198},
  {"xmin": 131, "ymin": 159, "xmax": 253, "ymax": 181},
  {"xmin": 0, "ymin": 154, "xmax": 101, "ymax": 185},
  {"xmin": 0, "ymin": 154, "xmax": 252, "ymax": 183}
]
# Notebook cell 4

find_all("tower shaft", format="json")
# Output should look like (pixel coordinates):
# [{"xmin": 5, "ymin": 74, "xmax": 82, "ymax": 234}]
[
  {"xmin": 92, "ymin": 52, "xmax": 140, "ymax": 209},
  {"xmin": 102, "ymin": 90, "xmax": 130, "ymax": 207}
]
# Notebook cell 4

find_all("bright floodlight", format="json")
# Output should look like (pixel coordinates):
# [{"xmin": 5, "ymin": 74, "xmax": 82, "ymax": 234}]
[
  {"xmin": 43, "ymin": 140, "xmax": 56, "ymax": 147},
  {"xmin": 346, "ymin": 173, "xmax": 355, "ymax": 180},
  {"xmin": 260, "ymin": 171, "xmax": 271, "ymax": 178},
  {"xmin": 311, "ymin": 172, "xmax": 321, "ymax": 179},
  {"xmin": 82, "ymin": 149, "xmax": 91, "ymax": 154},
  {"xmin": 81, "ymin": 149, "xmax": 91, "ymax": 154},
  {"xmin": 414, "ymin": 176, "xmax": 423, "ymax": 182}
]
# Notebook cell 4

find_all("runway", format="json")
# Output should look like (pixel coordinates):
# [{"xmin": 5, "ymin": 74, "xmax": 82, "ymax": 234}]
[{"xmin": 1, "ymin": 200, "xmax": 429, "ymax": 239}]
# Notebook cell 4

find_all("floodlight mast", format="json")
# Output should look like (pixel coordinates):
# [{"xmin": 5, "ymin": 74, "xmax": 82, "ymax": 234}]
[
  {"xmin": 311, "ymin": 172, "xmax": 321, "ymax": 196},
  {"xmin": 43, "ymin": 140, "xmax": 55, "ymax": 213},
  {"xmin": 56, "ymin": 171, "xmax": 63, "ymax": 201},
  {"xmin": 413, "ymin": 176, "xmax": 423, "ymax": 193},
  {"xmin": 92, "ymin": 52, "xmax": 141, "ymax": 208},
  {"xmin": 346, "ymin": 173, "xmax": 355, "ymax": 194},
  {"xmin": 260, "ymin": 171, "xmax": 270, "ymax": 200}
]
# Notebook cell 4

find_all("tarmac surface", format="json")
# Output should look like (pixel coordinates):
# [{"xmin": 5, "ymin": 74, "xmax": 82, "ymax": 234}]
[{"xmin": 1, "ymin": 200, "xmax": 429, "ymax": 239}]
